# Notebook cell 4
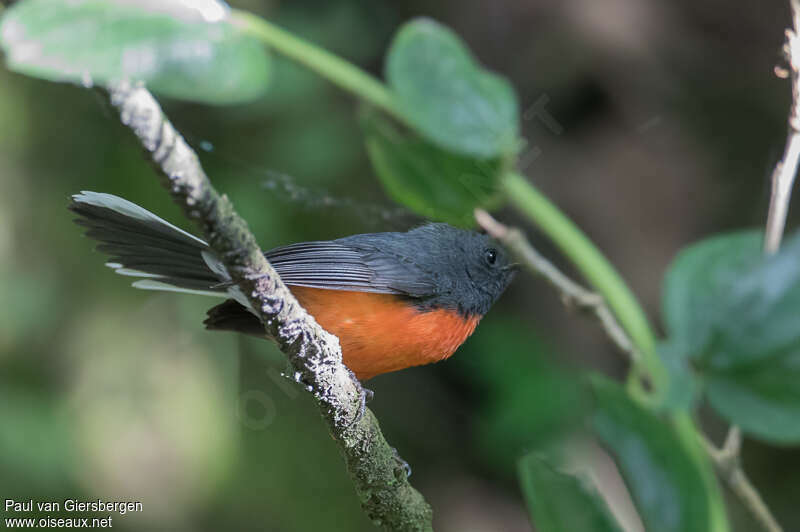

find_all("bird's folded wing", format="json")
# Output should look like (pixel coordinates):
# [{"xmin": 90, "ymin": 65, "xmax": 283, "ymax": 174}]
[{"xmin": 265, "ymin": 239, "xmax": 437, "ymax": 298}]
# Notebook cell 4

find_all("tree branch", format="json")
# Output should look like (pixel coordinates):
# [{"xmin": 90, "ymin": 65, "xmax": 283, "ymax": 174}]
[{"xmin": 106, "ymin": 80, "xmax": 433, "ymax": 532}]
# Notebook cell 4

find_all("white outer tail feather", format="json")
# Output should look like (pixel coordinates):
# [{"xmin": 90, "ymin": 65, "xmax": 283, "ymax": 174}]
[
  {"xmin": 131, "ymin": 279, "xmax": 228, "ymax": 298},
  {"xmin": 73, "ymin": 190, "xmax": 255, "ymax": 313}
]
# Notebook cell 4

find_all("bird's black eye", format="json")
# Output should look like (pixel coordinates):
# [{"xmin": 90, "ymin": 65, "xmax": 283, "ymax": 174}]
[{"xmin": 485, "ymin": 248, "xmax": 498, "ymax": 265}]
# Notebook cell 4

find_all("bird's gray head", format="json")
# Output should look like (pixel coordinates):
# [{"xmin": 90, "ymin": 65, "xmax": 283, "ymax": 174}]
[{"xmin": 400, "ymin": 223, "xmax": 517, "ymax": 316}]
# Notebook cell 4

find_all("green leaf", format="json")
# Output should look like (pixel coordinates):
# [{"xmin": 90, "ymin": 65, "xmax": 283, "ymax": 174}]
[
  {"xmin": 706, "ymin": 231, "xmax": 800, "ymax": 369},
  {"xmin": 518, "ymin": 453, "xmax": 622, "ymax": 532},
  {"xmin": 702, "ymin": 232, "xmax": 800, "ymax": 442},
  {"xmin": 385, "ymin": 18, "xmax": 519, "ymax": 158},
  {"xmin": 706, "ymin": 352, "xmax": 800, "ymax": 443},
  {"xmin": 0, "ymin": 0, "xmax": 270, "ymax": 104},
  {"xmin": 591, "ymin": 377, "xmax": 712, "ymax": 532},
  {"xmin": 661, "ymin": 230, "xmax": 762, "ymax": 356},
  {"xmin": 361, "ymin": 107, "xmax": 504, "ymax": 226},
  {"xmin": 662, "ymin": 230, "xmax": 800, "ymax": 442}
]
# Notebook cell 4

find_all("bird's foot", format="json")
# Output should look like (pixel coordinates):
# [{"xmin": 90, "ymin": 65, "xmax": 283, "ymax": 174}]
[
  {"xmin": 391, "ymin": 447, "xmax": 412, "ymax": 479},
  {"xmin": 346, "ymin": 369, "xmax": 373, "ymax": 427}
]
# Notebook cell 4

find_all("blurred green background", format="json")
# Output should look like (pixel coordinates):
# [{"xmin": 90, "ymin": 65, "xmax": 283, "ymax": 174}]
[{"xmin": 1, "ymin": 0, "xmax": 799, "ymax": 530}]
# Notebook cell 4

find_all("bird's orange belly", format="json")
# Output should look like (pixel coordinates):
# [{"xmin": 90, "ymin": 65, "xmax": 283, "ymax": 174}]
[{"xmin": 289, "ymin": 286, "xmax": 480, "ymax": 380}]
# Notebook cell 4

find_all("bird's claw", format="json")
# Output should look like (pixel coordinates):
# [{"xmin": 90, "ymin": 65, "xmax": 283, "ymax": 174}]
[
  {"xmin": 346, "ymin": 369, "xmax": 374, "ymax": 427},
  {"xmin": 351, "ymin": 385, "xmax": 374, "ymax": 425},
  {"xmin": 363, "ymin": 387, "xmax": 374, "ymax": 403},
  {"xmin": 391, "ymin": 447, "xmax": 412, "ymax": 478}
]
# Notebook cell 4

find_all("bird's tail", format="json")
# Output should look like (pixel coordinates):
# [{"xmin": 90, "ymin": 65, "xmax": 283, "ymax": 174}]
[{"xmin": 69, "ymin": 191, "xmax": 229, "ymax": 297}]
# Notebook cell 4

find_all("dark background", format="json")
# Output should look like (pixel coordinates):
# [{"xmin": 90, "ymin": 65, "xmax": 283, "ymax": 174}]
[{"xmin": 1, "ymin": 0, "xmax": 797, "ymax": 530}]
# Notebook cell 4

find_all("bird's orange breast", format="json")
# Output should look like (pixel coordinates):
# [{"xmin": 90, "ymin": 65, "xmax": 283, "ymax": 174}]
[{"xmin": 289, "ymin": 286, "xmax": 481, "ymax": 380}]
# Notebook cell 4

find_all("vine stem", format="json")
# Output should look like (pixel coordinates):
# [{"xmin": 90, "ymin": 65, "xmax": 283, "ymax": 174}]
[
  {"xmin": 501, "ymin": 172, "xmax": 667, "ymax": 400},
  {"xmin": 230, "ymin": 9, "xmax": 403, "ymax": 122},
  {"xmin": 478, "ymin": 191, "xmax": 728, "ymax": 531}
]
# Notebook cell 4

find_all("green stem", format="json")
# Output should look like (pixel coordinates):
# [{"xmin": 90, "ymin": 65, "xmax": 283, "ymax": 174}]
[
  {"xmin": 675, "ymin": 413, "xmax": 731, "ymax": 532},
  {"xmin": 502, "ymin": 171, "xmax": 667, "ymax": 398},
  {"xmin": 230, "ymin": 9, "xmax": 403, "ymax": 122},
  {"xmin": 504, "ymin": 171, "xmax": 726, "ymax": 528}
]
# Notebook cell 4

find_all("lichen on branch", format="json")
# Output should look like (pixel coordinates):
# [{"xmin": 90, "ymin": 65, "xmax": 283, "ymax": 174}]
[{"xmin": 107, "ymin": 80, "xmax": 433, "ymax": 532}]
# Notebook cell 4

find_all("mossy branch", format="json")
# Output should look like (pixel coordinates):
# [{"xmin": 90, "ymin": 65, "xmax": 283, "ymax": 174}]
[{"xmin": 106, "ymin": 80, "xmax": 433, "ymax": 532}]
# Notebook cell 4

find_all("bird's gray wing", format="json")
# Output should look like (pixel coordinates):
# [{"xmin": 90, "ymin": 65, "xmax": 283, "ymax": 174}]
[{"xmin": 265, "ymin": 239, "xmax": 437, "ymax": 297}]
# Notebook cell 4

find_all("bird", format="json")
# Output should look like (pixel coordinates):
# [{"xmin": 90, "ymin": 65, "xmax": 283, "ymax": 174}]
[{"xmin": 69, "ymin": 191, "xmax": 516, "ymax": 380}]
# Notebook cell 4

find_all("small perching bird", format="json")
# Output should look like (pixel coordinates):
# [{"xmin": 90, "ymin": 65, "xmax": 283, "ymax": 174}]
[{"xmin": 70, "ymin": 192, "xmax": 516, "ymax": 379}]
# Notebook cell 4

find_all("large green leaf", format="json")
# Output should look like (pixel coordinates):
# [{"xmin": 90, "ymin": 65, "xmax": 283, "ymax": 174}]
[
  {"xmin": 706, "ymin": 352, "xmax": 800, "ymax": 443},
  {"xmin": 385, "ymin": 18, "xmax": 519, "ymax": 159},
  {"xmin": 591, "ymin": 378, "xmax": 712, "ymax": 532},
  {"xmin": 518, "ymin": 453, "xmax": 622, "ymax": 532},
  {"xmin": 361, "ymin": 107, "xmax": 505, "ymax": 226},
  {"xmin": 0, "ymin": 0, "xmax": 270, "ymax": 104},
  {"xmin": 661, "ymin": 230, "xmax": 761, "ymax": 356},
  {"xmin": 702, "ymin": 232, "xmax": 800, "ymax": 441},
  {"xmin": 706, "ymin": 231, "xmax": 800, "ymax": 369},
  {"xmin": 662, "ymin": 230, "xmax": 800, "ymax": 442},
  {"xmin": 659, "ymin": 232, "xmax": 760, "ymax": 414}
]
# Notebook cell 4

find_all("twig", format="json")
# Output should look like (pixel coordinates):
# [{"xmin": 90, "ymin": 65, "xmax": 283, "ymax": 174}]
[
  {"xmin": 106, "ymin": 80, "xmax": 433, "ymax": 532},
  {"xmin": 722, "ymin": 426, "xmax": 742, "ymax": 459},
  {"xmin": 474, "ymin": 209, "xmax": 636, "ymax": 361},
  {"xmin": 765, "ymin": 0, "xmax": 800, "ymax": 253},
  {"xmin": 697, "ymin": 4, "xmax": 800, "ymax": 529},
  {"xmin": 702, "ymin": 429, "xmax": 781, "ymax": 532}
]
